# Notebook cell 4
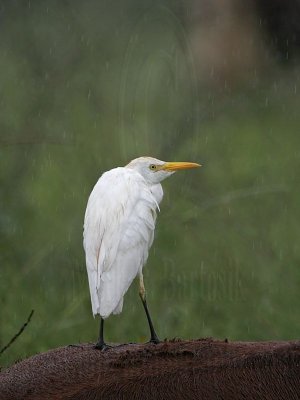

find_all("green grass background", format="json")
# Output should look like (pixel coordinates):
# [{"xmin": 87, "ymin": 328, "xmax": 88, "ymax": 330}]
[{"xmin": 1, "ymin": 1, "xmax": 299, "ymax": 367}]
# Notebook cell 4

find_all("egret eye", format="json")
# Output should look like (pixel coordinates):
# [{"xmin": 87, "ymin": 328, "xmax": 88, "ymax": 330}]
[{"xmin": 149, "ymin": 164, "xmax": 157, "ymax": 171}]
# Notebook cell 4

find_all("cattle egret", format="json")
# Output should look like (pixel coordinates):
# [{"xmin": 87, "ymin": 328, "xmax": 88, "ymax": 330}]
[{"xmin": 83, "ymin": 156, "xmax": 201, "ymax": 349}]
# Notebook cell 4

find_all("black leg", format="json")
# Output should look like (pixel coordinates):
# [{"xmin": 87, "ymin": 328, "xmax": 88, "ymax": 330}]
[
  {"xmin": 139, "ymin": 273, "xmax": 160, "ymax": 344},
  {"xmin": 140, "ymin": 296, "xmax": 160, "ymax": 344},
  {"xmin": 95, "ymin": 317, "xmax": 111, "ymax": 350}
]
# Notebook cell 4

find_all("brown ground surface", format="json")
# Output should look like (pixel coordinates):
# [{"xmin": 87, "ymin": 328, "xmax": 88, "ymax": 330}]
[{"xmin": 0, "ymin": 338, "xmax": 299, "ymax": 400}]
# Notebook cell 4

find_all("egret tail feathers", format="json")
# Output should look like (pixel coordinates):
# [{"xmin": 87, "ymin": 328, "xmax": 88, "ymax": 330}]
[{"xmin": 98, "ymin": 247, "xmax": 144, "ymax": 318}]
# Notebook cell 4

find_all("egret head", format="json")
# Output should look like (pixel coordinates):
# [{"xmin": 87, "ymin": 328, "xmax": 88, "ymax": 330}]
[{"xmin": 126, "ymin": 156, "xmax": 201, "ymax": 184}]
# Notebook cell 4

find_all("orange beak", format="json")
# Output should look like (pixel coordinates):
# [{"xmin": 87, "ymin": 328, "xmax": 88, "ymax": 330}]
[{"xmin": 161, "ymin": 161, "xmax": 202, "ymax": 171}]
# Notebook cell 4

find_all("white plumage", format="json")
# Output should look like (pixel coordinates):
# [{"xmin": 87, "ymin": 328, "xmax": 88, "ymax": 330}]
[
  {"xmin": 83, "ymin": 156, "xmax": 201, "ymax": 348},
  {"xmin": 84, "ymin": 166, "xmax": 162, "ymax": 318}
]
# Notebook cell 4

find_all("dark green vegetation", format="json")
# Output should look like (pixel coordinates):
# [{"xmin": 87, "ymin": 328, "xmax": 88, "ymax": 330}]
[{"xmin": 1, "ymin": 1, "xmax": 300, "ymax": 367}]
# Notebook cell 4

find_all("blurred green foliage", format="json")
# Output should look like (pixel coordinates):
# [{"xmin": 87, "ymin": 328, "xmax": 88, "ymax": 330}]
[{"xmin": 0, "ymin": 1, "xmax": 300, "ymax": 367}]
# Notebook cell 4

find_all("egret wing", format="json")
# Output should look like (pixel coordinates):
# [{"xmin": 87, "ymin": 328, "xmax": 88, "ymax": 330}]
[{"xmin": 83, "ymin": 167, "xmax": 159, "ymax": 317}]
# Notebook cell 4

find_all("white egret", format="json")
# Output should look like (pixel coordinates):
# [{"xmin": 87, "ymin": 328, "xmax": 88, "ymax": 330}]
[{"xmin": 83, "ymin": 156, "xmax": 201, "ymax": 349}]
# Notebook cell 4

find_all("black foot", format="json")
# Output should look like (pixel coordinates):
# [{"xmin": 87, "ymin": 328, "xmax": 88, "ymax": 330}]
[
  {"xmin": 94, "ymin": 341, "xmax": 112, "ymax": 351},
  {"xmin": 148, "ymin": 336, "xmax": 160, "ymax": 344}
]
